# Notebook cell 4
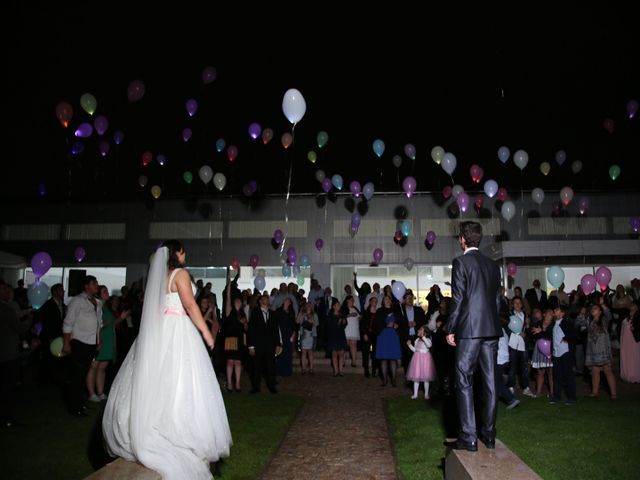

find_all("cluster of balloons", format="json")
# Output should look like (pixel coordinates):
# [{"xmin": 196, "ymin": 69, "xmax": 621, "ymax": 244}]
[
  {"xmin": 197, "ymin": 167, "xmax": 227, "ymax": 191},
  {"xmin": 29, "ymin": 251, "xmax": 53, "ymax": 309},
  {"xmin": 580, "ymin": 266, "xmax": 613, "ymax": 293}
]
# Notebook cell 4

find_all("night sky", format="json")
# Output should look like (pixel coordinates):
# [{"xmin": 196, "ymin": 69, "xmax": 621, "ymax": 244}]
[{"xmin": 6, "ymin": 3, "xmax": 639, "ymax": 203}]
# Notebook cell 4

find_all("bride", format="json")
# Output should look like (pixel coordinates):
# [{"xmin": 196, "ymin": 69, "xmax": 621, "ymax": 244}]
[{"xmin": 103, "ymin": 240, "xmax": 232, "ymax": 479}]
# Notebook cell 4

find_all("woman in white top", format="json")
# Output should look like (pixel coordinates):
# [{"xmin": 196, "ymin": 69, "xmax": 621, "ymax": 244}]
[{"xmin": 341, "ymin": 295, "xmax": 361, "ymax": 367}]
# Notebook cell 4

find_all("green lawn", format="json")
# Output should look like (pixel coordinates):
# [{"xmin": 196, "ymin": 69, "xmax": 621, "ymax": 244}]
[
  {"xmin": 0, "ymin": 376, "xmax": 302, "ymax": 480},
  {"xmin": 387, "ymin": 394, "xmax": 640, "ymax": 480}
]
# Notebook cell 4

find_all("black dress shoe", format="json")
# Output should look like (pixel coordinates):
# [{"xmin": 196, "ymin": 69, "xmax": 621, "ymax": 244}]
[
  {"xmin": 443, "ymin": 439, "xmax": 478, "ymax": 452},
  {"xmin": 479, "ymin": 436, "xmax": 495, "ymax": 449}
]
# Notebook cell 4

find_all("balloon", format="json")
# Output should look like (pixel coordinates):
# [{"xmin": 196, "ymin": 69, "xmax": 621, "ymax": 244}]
[
  {"xmin": 308, "ymin": 151, "xmax": 317, "ymax": 164},
  {"xmin": 559, "ymin": 186, "xmax": 574, "ymax": 206},
  {"xmin": 400, "ymin": 220, "xmax": 411, "ymax": 237},
  {"xmin": 73, "ymin": 247, "xmax": 85, "ymax": 263},
  {"xmin": 198, "ymin": 166, "xmax": 213, "ymax": 184},
  {"xmin": 507, "ymin": 262, "xmax": 517, "ymax": 277},
  {"xmin": 98, "ymin": 141, "xmax": 110, "ymax": 157},
  {"xmin": 404, "ymin": 143, "xmax": 416, "ymax": 160},
  {"xmin": 402, "ymin": 176, "xmax": 417, "ymax": 198},
  {"xmin": 578, "ymin": 197, "xmax": 590, "ymax": 214},
  {"xmin": 508, "ymin": 315, "xmax": 523, "ymax": 334},
  {"xmin": 74, "ymin": 123, "xmax": 93, "ymax": 138},
  {"xmin": 282, "ymin": 88, "xmax": 306, "ymax": 124},
  {"xmin": 254, "ymin": 275, "xmax": 266, "ymax": 291},
  {"xmin": 183, "ymin": 171, "xmax": 193, "ymax": 184},
  {"xmin": 248, "ymin": 122, "xmax": 262, "ymax": 140},
  {"xmin": 202, "ymin": 66, "xmax": 217, "ymax": 84},
  {"xmin": 372, "ymin": 139, "xmax": 385, "ymax": 157},
  {"xmin": 469, "ymin": 164, "xmax": 484, "ymax": 183},
  {"xmin": 216, "ymin": 138, "xmax": 226, "ymax": 152},
  {"xmin": 363, "ymin": 182, "xmax": 375, "ymax": 201},
  {"xmin": 31, "ymin": 252, "xmax": 52, "ymax": 279},
  {"xmin": 156, "ymin": 154, "xmax": 166, "ymax": 166},
  {"xmin": 531, "ymin": 187, "xmax": 545, "ymax": 205},
  {"xmin": 331, "ymin": 174, "xmax": 343, "ymax": 191},
  {"xmin": 595, "ymin": 266, "xmax": 612, "ymax": 290},
  {"xmin": 392, "ymin": 281, "xmax": 406, "ymax": 301},
  {"xmin": 315, "ymin": 238, "xmax": 324, "ymax": 251},
  {"xmin": 281, "ymin": 132, "xmax": 293, "ymax": 149},
  {"xmin": 287, "ymin": 247, "xmax": 297, "ymax": 265},
  {"xmin": 71, "ymin": 141, "xmax": 84, "ymax": 156},
  {"xmin": 441, "ymin": 152, "xmax": 457, "ymax": 175},
  {"xmin": 547, "ymin": 266, "xmax": 565, "ymax": 288},
  {"xmin": 138, "ymin": 175, "xmax": 148, "ymax": 187},
  {"xmin": 127, "ymin": 80, "xmax": 146, "ymax": 103},
  {"xmin": 580, "ymin": 274, "xmax": 596, "ymax": 295},
  {"xmin": 351, "ymin": 213, "xmax": 362, "ymax": 230},
  {"xmin": 394, "ymin": 230, "xmax": 403, "ymax": 242},
  {"xmin": 321, "ymin": 178, "xmax": 332, "ymax": 193},
  {"xmin": 315, "ymin": 170, "xmax": 326, "ymax": 183},
  {"xmin": 213, "ymin": 173, "xmax": 226, "ymax": 191},
  {"xmin": 80, "ymin": 93, "xmax": 97, "ymax": 115},
  {"xmin": 231, "ymin": 258, "xmax": 241, "ymax": 270},
  {"xmin": 392, "ymin": 155, "xmax": 402, "ymax": 168},
  {"xmin": 349, "ymin": 181, "xmax": 361, "ymax": 197},
  {"xmin": 93, "ymin": 115, "xmax": 109, "ymax": 136},
  {"xmin": 571, "ymin": 160, "xmax": 583, "ymax": 174},
  {"xmin": 182, "ymin": 128, "xmax": 192, "ymax": 142},
  {"xmin": 28, "ymin": 281, "xmax": 49, "ymax": 309},
  {"xmin": 602, "ymin": 118, "xmax": 615, "ymax": 134},
  {"xmin": 55, "ymin": 101, "xmax": 73, "ymax": 128},
  {"xmin": 555, "ymin": 150, "xmax": 567, "ymax": 166},
  {"xmin": 372, "ymin": 248, "xmax": 383, "ymax": 264},
  {"xmin": 141, "ymin": 151, "xmax": 152, "ymax": 167},
  {"xmin": 426, "ymin": 231, "xmax": 436, "ymax": 245},
  {"xmin": 456, "ymin": 192, "xmax": 470, "ymax": 213},
  {"xmin": 513, "ymin": 149, "xmax": 529, "ymax": 170},
  {"xmin": 38, "ymin": 183, "xmax": 46, "ymax": 197},
  {"xmin": 262, "ymin": 128, "xmax": 274, "ymax": 145},
  {"xmin": 501, "ymin": 201, "xmax": 516, "ymax": 221},
  {"xmin": 431, "ymin": 146, "xmax": 444, "ymax": 164},
  {"xmin": 609, "ymin": 165, "xmax": 621, "ymax": 181},
  {"xmin": 539, "ymin": 162, "xmax": 551, "ymax": 176},
  {"xmin": 185, "ymin": 98, "xmax": 198, "ymax": 117},
  {"xmin": 227, "ymin": 145, "xmax": 238, "ymax": 162},
  {"xmin": 630, "ymin": 217, "xmax": 640, "ymax": 234},
  {"xmin": 451, "ymin": 184, "xmax": 464, "ymax": 199},
  {"xmin": 627, "ymin": 99, "xmax": 639, "ymax": 119},
  {"xmin": 150, "ymin": 185, "xmax": 162, "ymax": 199},
  {"xmin": 404, "ymin": 257, "xmax": 415, "ymax": 271},
  {"xmin": 317, "ymin": 131, "xmax": 329, "ymax": 148},
  {"xmin": 474, "ymin": 194, "xmax": 484, "ymax": 209},
  {"xmin": 497, "ymin": 146, "xmax": 510, "ymax": 164},
  {"xmin": 113, "ymin": 130, "xmax": 124, "ymax": 145},
  {"xmin": 297, "ymin": 275, "xmax": 305, "ymax": 287},
  {"xmin": 497, "ymin": 188, "xmax": 508, "ymax": 202},
  {"xmin": 282, "ymin": 264, "xmax": 292, "ymax": 278},
  {"xmin": 483, "ymin": 179, "xmax": 498, "ymax": 198},
  {"xmin": 442, "ymin": 185, "xmax": 452, "ymax": 199},
  {"xmin": 273, "ymin": 229, "xmax": 284, "ymax": 244},
  {"xmin": 50, "ymin": 336, "xmax": 67, "ymax": 357},
  {"xmin": 300, "ymin": 254, "xmax": 310, "ymax": 267},
  {"xmin": 536, "ymin": 338, "xmax": 552, "ymax": 359},
  {"xmin": 249, "ymin": 254, "xmax": 260, "ymax": 268}
]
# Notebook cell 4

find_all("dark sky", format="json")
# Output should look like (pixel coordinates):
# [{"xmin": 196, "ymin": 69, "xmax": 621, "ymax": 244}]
[{"xmin": 6, "ymin": 3, "xmax": 639, "ymax": 203}]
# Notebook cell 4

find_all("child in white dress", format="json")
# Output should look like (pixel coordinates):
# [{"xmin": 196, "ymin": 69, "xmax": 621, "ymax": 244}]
[{"xmin": 406, "ymin": 326, "xmax": 436, "ymax": 399}]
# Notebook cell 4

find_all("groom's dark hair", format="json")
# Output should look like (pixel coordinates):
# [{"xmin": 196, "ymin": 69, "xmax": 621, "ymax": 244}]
[
  {"xmin": 459, "ymin": 221, "xmax": 482, "ymax": 248},
  {"xmin": 162, "ymin": 239, "xmax": 185, "ymax": 269}
]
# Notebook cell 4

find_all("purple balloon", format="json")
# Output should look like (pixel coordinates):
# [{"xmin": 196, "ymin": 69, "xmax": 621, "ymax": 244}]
[
  {"xmin": 363, "ymin": 182, "xmax": 375, "ymax": 201},
  {"xmin": 31, "ymin": 252, "xmax": 52, "ymax": 279},
  {"xmin": 248, "ymin": 180, "xmax": 257, "ymax": 193},
  {"xmin": 242, "ymin": 183, "xmax": 254, "ymax": 197},
  {"xmin": 98, "ymin": 140, "xmax": 110, "ymax": 157},
  {"xmin": 321, "ymin": 178, "xmax": 332, "ymax": 193},
  {"xmin": 287, "ymin": 247, "xmax": 297, "ymax": 265},
  {"xmin": 578, "ymin": 197, "xmax": 589, "ymax": 214},
  {"xmin": 349, "ymin": 181, "xmax": 362, "ymax": 197},
  {"xmin": 74, "ymin": 122, "xmax": 93, "ymax": 138},
  {"xmin": 74, "ymin": 247, "xmax": 86, "ymax": 263},
  {"xmin": 426, "ymin": 231, "xmax": 436, "ymax": 244},
  {"xmin": 202, "ymin": 66, "xmax": 217, "ymax": 84},
  {"xmin": 38, "ymin": 183, "xmax": 46, "ymax": 196},
  {"xmin": 456, "ymin": 192, "xmax": 470, "ymax": 212},
  {"xmin": 156, "ymin": 154, "xmax": 166, "ymax": 166},
  {"xmin": 629, "ymin": 217, "xmax": 640, "ymax": 234},
  {"xmin": 315, "ymin": 238, "xmax": 324, "ymax": 251},
  {"xmin": 249, "ymin": 255, "xmax": 260, "ymax": 268},
  {"xmin": 274, "ymin": 229, "xmax": 284, "ymax": 244},
  {"xmin": 595, "ymin": 266, "xmax": 612, "ymax": 290},
  {"xmin": 93, "ymin": 115, "xmax": 109, "ymax": 136},
  {"xmin": 127, "ymin": 80, "xmax": 146, "ymax": 103},
  {"xmin": 536, "ymin": 338, "xmax": 552, "ymax": 359},
  {"xmin": 372, "ymin": 248, "xmax": 383, "ymax": 264},
  {"xmin": 627, "ymin": 99, "xmax": 639, "ymax": 120},
  {"xmin": 185, "ymin": 99, "xmax": 198, "ymax": 117},
  {"xmin": 71, "ymin": 141, "xmax": 84, "ymax": 156},
  {"xmin": 402, "ymin": 176, "xmax": 417, "ymax": 198},
  {"xmin": 580, "ymin": 274, "xmax": 596, "ymax": 295},
  {"xmin": 248, "ymin": 122, "xmax": 262, "ymax": 140},
  {"xmin": 182, "ymin": 128, "xmax": 192, "ymax": 142},
  {"xmin": 351, "ymin": 213, "xmax": 362, "ymax": 229},
  {"xmin": 404, "ymin": 143, "xmax": 416, "ymax": 160},
  {"xmin": 113, "ymin": 130, "xmax": 125, "ymax": 145}
]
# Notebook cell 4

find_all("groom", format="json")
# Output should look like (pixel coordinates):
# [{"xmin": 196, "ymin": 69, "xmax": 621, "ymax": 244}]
[{"xmin": 444, "ymin": 222, "xmax": 501, "ymax": 451}]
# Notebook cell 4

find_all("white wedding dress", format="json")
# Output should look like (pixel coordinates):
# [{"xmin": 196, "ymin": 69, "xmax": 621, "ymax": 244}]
[{"xmin": 103, "ymin": 250, "xmax": 232, "ymax": 479}]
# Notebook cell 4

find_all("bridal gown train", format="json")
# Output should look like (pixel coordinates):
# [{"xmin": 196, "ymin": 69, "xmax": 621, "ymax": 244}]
[{"xmin": 103, "ymin": 267, "xmax": 232, "ymax": 479}]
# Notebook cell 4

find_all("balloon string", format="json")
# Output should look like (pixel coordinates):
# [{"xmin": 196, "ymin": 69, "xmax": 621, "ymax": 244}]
[
  {"xmin": 519, "ymin": 171, "xmax": 524, "ymax": 239},
  {"xmin": 281, "ymin": 123, "xmax": 296, "ymax": 257}
]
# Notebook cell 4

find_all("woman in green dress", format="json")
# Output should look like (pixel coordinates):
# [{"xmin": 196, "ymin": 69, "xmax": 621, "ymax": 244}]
[{"xmin": 86, "ymin": 286, "xmax": 129, "ymax": 402}]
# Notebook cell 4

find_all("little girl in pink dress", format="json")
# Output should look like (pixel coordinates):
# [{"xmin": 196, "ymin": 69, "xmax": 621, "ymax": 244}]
[{"xmin": 406, "ymin": 326, "xmax": 436, "ymax": 399}]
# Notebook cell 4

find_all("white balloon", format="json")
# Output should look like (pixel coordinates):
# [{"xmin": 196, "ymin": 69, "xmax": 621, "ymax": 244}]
[
  {"xmin": 198, "ymin": 165, "xmax": 213, "ymax": 184},
  {"xmin": 513, "ymin": 149, "xmax": 529, "ymax": 170},
  {"xmin": 392, "ymin": 155, "xmax": 402, "ymax": 168},
  {"xmin": 315, "ymin": 169, "xmax": 326, "ymax": 183},
  {"xmin": 213, "ymin": 172, "xmax": 226, "ymax": 191},
  {"xmin": 555, "ymin": 149, "xmax": 567, "ymax": 165},
  {"xmin": 531, "ymin": 187, "xmax": 545, "ymax": 205},
  {"xmin": 451, "ymin": 184, "xmax": 464, "ymax": 199},
  {"xmin": 497, "ymin": 146, "xmax": 510, "ymax": 163},
  {"xmin": 484, "ymin": 179, "xmax": 498, "ymax": 198},
  {"xmin": 282, "ymin": 88, "xmax": 306, "ymax": 124},
  {"xmin": 571, "ymin": 160, "xmax": 583, "ymax": 174},
  {"xmin": 441, "ymin": 152, "xmax": 457, "ymax": 175},
  {"xmin": 501, "ymin": 200, "xmax": 516, "ymax": 221},
  {"xmin": 403, "ymin": 257, "xmax": 415, "ymax": 271}
]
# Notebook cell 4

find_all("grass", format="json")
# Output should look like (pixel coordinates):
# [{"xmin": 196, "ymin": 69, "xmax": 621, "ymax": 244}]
[
  {"xmin": 0, "ymin": 371, "xmax": 302, "ymax": 480},
  {"xmin": 387, "ymin": 392, "xmax": 640, "ymax": 480}
]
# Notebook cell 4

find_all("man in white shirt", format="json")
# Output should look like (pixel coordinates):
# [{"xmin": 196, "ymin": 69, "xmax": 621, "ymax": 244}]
[{"xmin": 62, "ymin": 275, "xmax": 101, "ymax": 416}]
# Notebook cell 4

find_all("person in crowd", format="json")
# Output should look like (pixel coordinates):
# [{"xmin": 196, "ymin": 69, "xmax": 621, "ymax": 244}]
[
  {"xmin": 573, "ymin": 306, "xmax": 589, "ymax": 376},
  {"xmin": 248, "ymin": 294, "xmax": 280, "ymax": 394},
  {"xmin": 548, "ymin": 283, "xmax": 570, "ymax": 308},
  {"xmin": 275, "ymin": 298, "xmax": 296, "ymax": 377},
  {"xmin": 375, "ymin": 296, "xmax": 401, "ymax": 386},
  {"xmin": 612, "ymin": 284, "xmax": 633, "ymax": 346},
  {"xmin": 223, "ymin": 272, "xmax": 248, "ymax": 393},
  {"xmin": 628, "ymin": 278, "xmax": 640, "ymax": 301},
  {"xmin": 549, "ymin": 305, "xmax": 577, "ymax": 405},
  {"xmin": 498, "ymin": 286, "xmax": 510, "ymax": 316},
  {"xmin": 296, "ymin": 302, "xmax": 318, "ymax": 374},
  {"xmin": 307, "ymin": 275, "xmax": 324, "ymax": 307},
  {"xmin": 496, "ymin": 314, "xmax": 520, "ymax": 409},
  {"xmin": 364, "ymin": 283, "xmax": 384, "ymax": 312},
  {"xmin": 327, "ymin": 299, "xmax": 347, "ymax": 377},
  {"xmin": 426, "ymin": 284, "xmax": 443, "ymax": 316},
  {"xmin": 430, "ymin": 297, "xmax": 455, "ymax": 398},
  {"xmin": 38, "ymin": 283, "xmax": 67, "ymax": 383},
  {"xmin": 620, "ymin": 301, "xmax": 640, "ymax": 383},
  {"xmin": 530, "ymin": 309, "xmax": 554, "ymax": 398},
  {"xmin": 585, "ymin": 303, "xmax": 617, "ymax": 399},
  {"xmin": 525, "ymin": 279, "xmax": 548, "ymax": 312},
  {"xmin": 360, "ymin": 296, "xmax": 379, "ymax": 378},
  {"xmin": 13, "ymin": 280, "xmax": 29, "ymax": 310},
  {"xmin": 406, "ymin": 326, "xmax": 436, "ymax": 399},
  {"xmin": 341, "ymin": 295, "xmax": 361, "ymax": 368},
  {"xmin": 271, "ymin": 283, "xmax": 299, "ymax": 316},
  {"xmin": 353, "ymin": 272, "xmax": 371, "ymax": 312},
  {"xmin": 507, "ymin": 296, "xmax": 534, "ymax": 397},
  {"xmin": 318, "ymin": 287, "xmax": 338, "ymax": 351}
]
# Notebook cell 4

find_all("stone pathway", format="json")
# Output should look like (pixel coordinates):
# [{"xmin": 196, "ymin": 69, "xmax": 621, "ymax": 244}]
[{"xmin": 261, "ymin": 371, "xmax": 407, "ymax": 480}]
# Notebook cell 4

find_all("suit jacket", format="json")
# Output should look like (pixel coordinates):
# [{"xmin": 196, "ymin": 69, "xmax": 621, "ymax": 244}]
[
  {"xmin": 396, "ymin": 305, "xmax": 427, "ymax": 340},
  {"xmin": 318, "ymin": 295, "xmax": 338, "ymax": 319},
  {"xmin": 39, "ymin": 297, "xmax": 66, "ymax": 343},
  {"xmin": 445, "ymin": 249, "xmax": 501, "ymax": 339},
  {"xmin": 248, "ymin": 307, "xmax": 281, "ymax": 352},
  {"xmin": 525, "ymin": 288, "xmax": 548, "ymax": 311}
]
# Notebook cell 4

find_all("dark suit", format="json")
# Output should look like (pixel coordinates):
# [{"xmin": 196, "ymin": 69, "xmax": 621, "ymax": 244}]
[
  {"xmin": 525, "ymin": 288, "xmax": 547, "ymax": 311},
  {"xmin": 445, "ymin": 249, "xmax": 501, "ymax": 444},
  {"xmin": 317, "ymin": 295, "xmax": 338, "ymax": 350},
  {"xmin": 248, "ymin": 307, "xmax": 281, "ymax": 392},
  {"xmin": 39, "ymin": 298, "xmax": 65, "ymax": 344}
]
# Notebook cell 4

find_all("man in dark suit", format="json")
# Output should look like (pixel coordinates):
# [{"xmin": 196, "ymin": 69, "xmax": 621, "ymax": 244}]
[
  {"xmin": 444, "ymin": 222, "xmax": 501, "ymax": 452},
  {"xmin": 248, "ymin": 294, "xmax": 281, "ymax": 394},
  {"xmin": 397, "ymin": 291, "xmax": 427, "ymax": 382},
  {"xmin": 317, "ymin": 287, "xmax": 338, "ymax": 352},
  {"xmin": 525, "ymin": 279, "xmax": 547, "ymax": 311},
  {"xmin": 38, "ymin": 284, "xmax": 67, "ymax": 383}
]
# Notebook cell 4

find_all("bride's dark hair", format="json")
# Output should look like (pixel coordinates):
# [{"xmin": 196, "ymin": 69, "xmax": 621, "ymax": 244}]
[{"xmin": 162, "ymin": 240, "xmax": 184, "ymax": 269}]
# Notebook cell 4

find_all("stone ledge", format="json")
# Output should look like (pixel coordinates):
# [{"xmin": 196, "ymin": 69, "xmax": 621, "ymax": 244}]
[{"xmin": 85, "ymin": 459, "xmax": 161, "ymax": 480}]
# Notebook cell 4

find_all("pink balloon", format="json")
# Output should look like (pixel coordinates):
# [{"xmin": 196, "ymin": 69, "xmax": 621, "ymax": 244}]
[
  {"xmin": 580, "ymin": 274, "xmax": 596, "ymax": 295},
  {"xmin": 127, "ymin": 80, "xmax": 146, "ymax": 103},
  {"xmin": 507, "ymin": 262, "xmax": 517, "ymax": 277},
  {"xmin": 55, "ymin": 101, "xmax": 73, "ymax": 128},
  {"xmin": 602, "ymin": 118, "xmax": 615, "ymax": 134},
  {"xmin": 442, "ymin": 185, "xmax": 452, "ymax": 199},
  {"xmin": 373, "ymin": 248, "xmax": 383, "ymax": 264},
  {"xmin": 231, "ymin": 258, "xmax": 240, "ymax": 270},
  {"xmin": 497, "ymin": 187, "xmax": 508, "ymax": 202},
  {"xmin": 142, "ymin": 151, "xmax": 153, "ymax": 166},
  {"xmin": 474, "ymin": 194, "xmax": 484, "ymax": 209},
  {"xmin": 402, "ymin": 176, "xmax": 417, "ymax": 198},
  {"xmin": 227, "ymin": 145, "xmax": 238, "ymax": 162},
  {"xmin": 262, "ymin": 128, "xmax": 274, "ymax": 145},
  {"xmin": 202, "ymin": 66, "xmax": 217, "ymax": 84},
  {"xmin": 469, "ymin": 164, "xmax": 484, "ymax": 183},
  {"xmin": 595, "ymin": 266, "xmax": 612, "ymax": 290},
  {"xmin": 249, "ymin": 254, "xmax": 260, "ymax": 268}
]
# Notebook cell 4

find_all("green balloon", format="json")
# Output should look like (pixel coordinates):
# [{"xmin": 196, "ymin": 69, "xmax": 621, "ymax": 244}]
[
  {"xmin": 49, "ymin": 337, "xmax": 66, "ymax": 357},
  {"xmin": 183, "ymin": 171, "xmax": 193, "ymax": 184},
  {"xmin": 297, "ymin": 274, "xmax": 305, "ymax": 287},
  {"xmin": 317, "ymin": 131, "xmax": 329, "ymax": 148},
  {"xmin": 307, "ymin": 150, "xmax": 317, "ymax": 164},
  {"xmin": 609, "ymin": 164, "xmax": 621, "ymax": 181},
  {"xmin": 80, "ymin": 93, "xmax": 97, "ymax": 115}
]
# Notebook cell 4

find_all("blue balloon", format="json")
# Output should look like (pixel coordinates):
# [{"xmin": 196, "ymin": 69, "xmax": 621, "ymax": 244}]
[
  {"xmin": 71, "ymin": 141, "xmax": 84, "ymax": 156},
  {"xmin": 254, "ymin": 275, "xmax": 266, "ymax": 291},
  {"xmin": 497, "ymin": 146, "xmax": 510, "ymax": 164},
  {"xmin": 483, "ymin": 179, "xmax": 498, "ymax": 198},
  {"xmin": 282, "ymin": 264, "xmax": 292, "ymax": 278},
  {"xmin": 351, "ymin": 213, "xmax": 362, "ymax": 228},
  {"xmin": 331, "ymin": 174, "xmax": 343, "ymax": 190},
  {"xmin": 216, "ymin": 138, "xmax": 226, "ymax": 153},
  {"xmin": 508, "ymin": 315, "xmax": 523, "ymax": 334},
  {"xmin": 27, "ymin": 281, "xmax": 49, "ymax": 309},
  {"xmin": 113, "ymin": 130, "xmax": 125, "ymax": 145},
  {"xmin": 547, "ymin": 266, "xmax": 565, "ymax": 288},
  {"xmin": 372, "ymin": 139, "xmax": 385, "ymax": 158},
  {"xmin": 363, "ymin": 182, "xmax": 375, "ymax": 201},
  {"xmin": 400, "ymin": 220, "xmax": 411, "ymax": 237},
  {"xmin": 391, "ymin": 281, "xmax": 406, "ymax": 301},
  {"xmin": 300, "ymin": 254, "xmax": 310, "ymax": 267}
]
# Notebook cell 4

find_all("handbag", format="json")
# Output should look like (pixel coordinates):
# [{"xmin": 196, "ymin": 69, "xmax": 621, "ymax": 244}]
[{"xmin": 224, "ymin": 337, "xmax": 238, "ymax": 351}]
